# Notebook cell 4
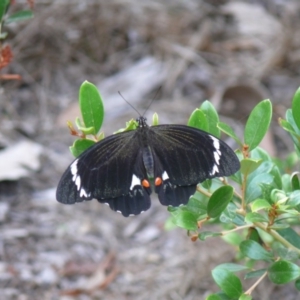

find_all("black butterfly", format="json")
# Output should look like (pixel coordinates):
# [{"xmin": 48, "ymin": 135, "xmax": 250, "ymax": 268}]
[{"xmin": 56, "ymin": 117, "xmax": 240, "ymax": 217}]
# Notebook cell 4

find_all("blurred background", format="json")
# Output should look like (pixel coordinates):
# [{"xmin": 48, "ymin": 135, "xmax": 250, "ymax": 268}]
[{"xmin": 1, "ymin": 0, "xmax": 300, "ymax": 299}]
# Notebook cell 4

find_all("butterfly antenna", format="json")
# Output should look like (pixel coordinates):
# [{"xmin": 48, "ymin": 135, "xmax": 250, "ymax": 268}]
[
  {"xmin": 118, "ymin": 91, "xmax": 141, "ymax": 116},
  {"xmin": 143, "ymin": 86, "xmax": 162, "ymax": 117}
]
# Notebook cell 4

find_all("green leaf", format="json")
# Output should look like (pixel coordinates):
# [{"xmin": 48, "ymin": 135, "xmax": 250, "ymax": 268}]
[
  {"xmin": 239, "ymin": 240, "xmax": 273, "ymax": 261},
  {"xmin": 79, "ymin": 81, "xmax": 104, "ymax": 135},
  {"xmin": 75, "ymin": 117, "xmax": 95, "ymax": 135},
  {"xmin": 239, "ymin": 294, "xmax": 252, "ymax": 300},
  {"xmin": 251, "ymin": 199, "xmax": 271, "ymax": 212},
  {"xmin": 186, "ymin": 196, "xmax": 207, "ymax": 216},
  {"xmin": 278, "ymin": 228, "xmax": 300, "ymax": 249},
  {"xmin": 207, "ymin": 186, "xmax": 233, "ymax": 218},
  {"xmin": 198, "ymin": 231, "xmax": 222, "ymax": 241},
  {"xmin": 201, "ymin": 179, "xmax": 212, "ymax": 190},
  {"xmin": 287, "ymin": 190, "xmax": 300, "ymax": 207},
  {"xmin": 152, "ymin": 112, "xmax": 159, "ymax": 125},
  {"xmin": 291, "ymin": 172, "xmax": 300, "ymax": 190},
  {"xmin": 279, "ymin": 118, "xmax": 298, "ymax": 135},
  {"xmin": 171, "ymin": 210, "xmax": 198, "ymax": 231},
  {"xmin": 292, "ymin": 87, "xmax": 300, "ymax": 130},
  {"xmin": 200, "ymin": 101, "xmax": 220, "ymax": 138},
  {"xmin": 212, "ymin": 268, "xmax": 243, "ymax": 298},
  {"xmin": 217, "ymin": 122, "xmax": 242, "ymax": 146},
  {"xmin": 245, "ymin": 173, "xmax": 274, "ymax": 203},
  {"xmin": 268, "ymin": 261, "xmax": 300, "ymax": 284},
  {"xmin": 282, "ymin": 174, "xmax": 292, "ymax": 193},
  {"xmin": 244, "ymin": 100, "xmax": 272, "ymax": 151},
  {"xmin": 295, "ymin": 278, "xmax": 300, "ymax": 291},
  {"xmin": 206, "ymin": 295, "xmax": 222, "ymax": 300},
  {"xmin": 114, "ymin": 119, "xmax": 138, "ymax": 133},
  {"xmin": 222, "ymin": 231, "xmax": 244, "ymax": 246},
  {"xmin": 240, "ymin": 159, "xmax": 262, "ymax": 176},
  {"xmin": 215, "ymin": 263, "xmax": 249, "ymax": 273},
  {"xmin": 268, "ymin": 223, "xmax": 290, "ymax": 230},
  {"xmin": 244, "ymin": 269, "xmax": 267, "ymax": 279},
  {"xmin": 272, "ymin": 242, "xmax": 299, "ymax": 261},
  {"xmin": 0, "ymin": 0, "xmax": 9, "ymax": 21},
  {"xmin": 270, "ymin": 165, "xmax": 282, "ymax": 189},
  {"xmin": 5, "ymin": 10, "xmax": 34, "ymax": 23},
  {"xmin": 69, "ymin": 139, "xmax": 96, "ymax": 157},
  {"xmin": 188, "ymin": 109, "xmax": 208, "ymax": 131},
  {"xmin": 251, "ymin": 147, "xmax": 271, "ymax": 161},
  {"xmin": 245, "ymin": 212, "xmax": 268, "ymax": 223},
  {"xmin": 286, "ymin": 109, "xmax": 300, "ymax": 134}
]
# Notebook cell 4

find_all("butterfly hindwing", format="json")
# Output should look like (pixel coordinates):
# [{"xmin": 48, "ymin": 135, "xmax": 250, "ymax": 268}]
[{"xmin": 98, "ymin": 149, "xmax": 152, "ymax": 216}]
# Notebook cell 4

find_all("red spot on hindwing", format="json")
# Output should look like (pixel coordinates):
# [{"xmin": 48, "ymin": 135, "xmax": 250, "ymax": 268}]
[
  {"xmin": 142, "ymin": 179, "xmax": 150, "ymax": 188},
  {"xmin": 155, "ymin": 177, "xmax": 162, "ymax": 186}
]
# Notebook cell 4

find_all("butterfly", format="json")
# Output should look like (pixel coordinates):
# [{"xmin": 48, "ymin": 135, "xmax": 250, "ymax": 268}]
[{"xmin": 56, "ymin": 116, "xmax": 240, "ymax": 217}]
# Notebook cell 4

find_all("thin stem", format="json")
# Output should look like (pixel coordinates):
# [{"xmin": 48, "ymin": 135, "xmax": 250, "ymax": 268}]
[
  {"xmin": 221, "ymin": 224, "xmax": 253, "ymax": 235},
  {"xmin": 196, "ymin": 186, "xmax": 211, "ymax": 198},
  {"xmin": 244, "ymin": 270, "xmax": 268, "ymax": 295}
]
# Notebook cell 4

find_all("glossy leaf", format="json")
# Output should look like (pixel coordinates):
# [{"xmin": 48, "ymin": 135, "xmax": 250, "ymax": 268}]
[
  {"xmin": 215, "ymin": 263, "xmax": 249, "ymax": 273},
  {"xmin": 291, "ymin": 172, "xmax": 300, "ymax": 190},
  {"xmin": 245, "ymin": 212, "xmax": 268, "ymax": 223},
  {"xmin": 279, "ymin": 118, "xmax": 297, "ymax": 135},
  {"xmin": 200, "ymin": 101, "xmax": 220, "ymax": 138},
  {"xmin": 295, "ymin": 278, "xmax": 300, "ymax": 291},
  {"xmin": 251, "ymin": 199, "xmax": 271, "ymax": 212},
  {"xmin": 278, "ymin": 228, "xmax": 300, "ymax": 249},
  {"xmin": 240, "ymin": 159, "xmax": 262, "ymax": 176},
  {"xmin": 69, "ymin": 139, "xmax": 96, "ymax": 157},
  {"xmin": 79, "ymin": 81, "xmax": 104, "ymax": 135},
  {"xmin": 268, "ymin": 260, "xmax": 300, "ymax": 284},
  {"xmin": 5, "ymin": 10, "xmax": 34, "ymax": 23},
  {"xmin": 206, "ymin": 295, "xmax": 222, "ymax": 300},
  {"xmin": 287, "ymin": 190, "xmax": 300, "ymax": 207},
  {"xmin": 188, "ymin": 109, "xmax": 208, "ymax": 131},
  {"xmin": 244, "ymin": 100, "xmax": 272, "ymax": 151},
  {"xmin": 207, "ymin": 186, "xmax": 233, "ymax": 218},
  {"xmin": 292, "ymin": 87, "xmax": 300, "ymax": 130},
  {"xmin": 239, "ymin": 240, "xmax": 273, "ymax": 261},
  {"xmin": 0, "ymin": 0, "xmax": 9, "ymax": 21},
  {"xmin": 212, "ymin": 268, "xmax": 243, "ymax": 298},
  {"xmin": 172, "ymin": 210, "xmax": 198, "ymax": 231},
  {"xmin": 217, "ymin": 122, "xmax": 242, "ymax": 146},
  {"xmin": 245, "ymin": 173, "xmax": 274, "ymax": 203},
  {"xmin": 244, "ymin": 269, "xmax": 267, "ymax": 279},
  {"xmin": 239, "ymin": 295, "xmax": 252, "ymax": 300},
  {"xmin": 222, "ymin": 232, "xmax": 244, "ymax": 246},
  {"xmin": 201, "ymin": 179, "xmax": 212, "ymax": 190}
]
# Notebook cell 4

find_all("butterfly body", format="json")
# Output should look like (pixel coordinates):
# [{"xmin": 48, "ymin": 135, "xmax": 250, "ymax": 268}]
[{"xmin": 56, "ymin": 117, "xmax": 240, "ymax": 216}]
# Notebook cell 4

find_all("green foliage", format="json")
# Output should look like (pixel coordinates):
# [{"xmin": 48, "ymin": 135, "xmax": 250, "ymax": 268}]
[
  {"xmin": 244, "ymin": 100, "xmax": 272, "ymax": 151},
  {"xmin": 0, "ymin": 2, "xmax": 34, "ymax": 40},
  {"xmin": 67, "ymin": 83, "xmax": 300, "ymax": 299}
]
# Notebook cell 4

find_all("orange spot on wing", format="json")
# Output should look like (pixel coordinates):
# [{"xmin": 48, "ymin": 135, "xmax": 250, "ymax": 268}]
[
  {"xmin": 155, "ymin": 177, "xmax": 162, "ymax": 186},
  {"xmin": 142, "ymin": 179, "xmax": 150, "ymax": 188}
]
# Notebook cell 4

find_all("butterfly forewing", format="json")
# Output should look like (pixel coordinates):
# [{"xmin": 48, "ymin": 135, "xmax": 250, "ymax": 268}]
[
  {"xmin": 57, "ymin": 130, "xmax": 149, "ymax": 204},
  {"xmin": 149, "ymin": 125, "xmax": 240, "ymax": 185}
]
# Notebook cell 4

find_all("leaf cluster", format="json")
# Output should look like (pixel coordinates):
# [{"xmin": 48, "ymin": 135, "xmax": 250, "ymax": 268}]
[
  {"xmin": 69, "ymin": 82, "xmax": 300, "ymax": 299},
  {"xmin": 0, "ymin": 1, "xmax": 34, "ymax": 40}
]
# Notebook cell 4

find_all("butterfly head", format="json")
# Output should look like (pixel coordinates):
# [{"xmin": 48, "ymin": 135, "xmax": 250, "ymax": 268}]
[{"xmin": 137, "ymin": 116, "xmax": 148, "ymax": 128}]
